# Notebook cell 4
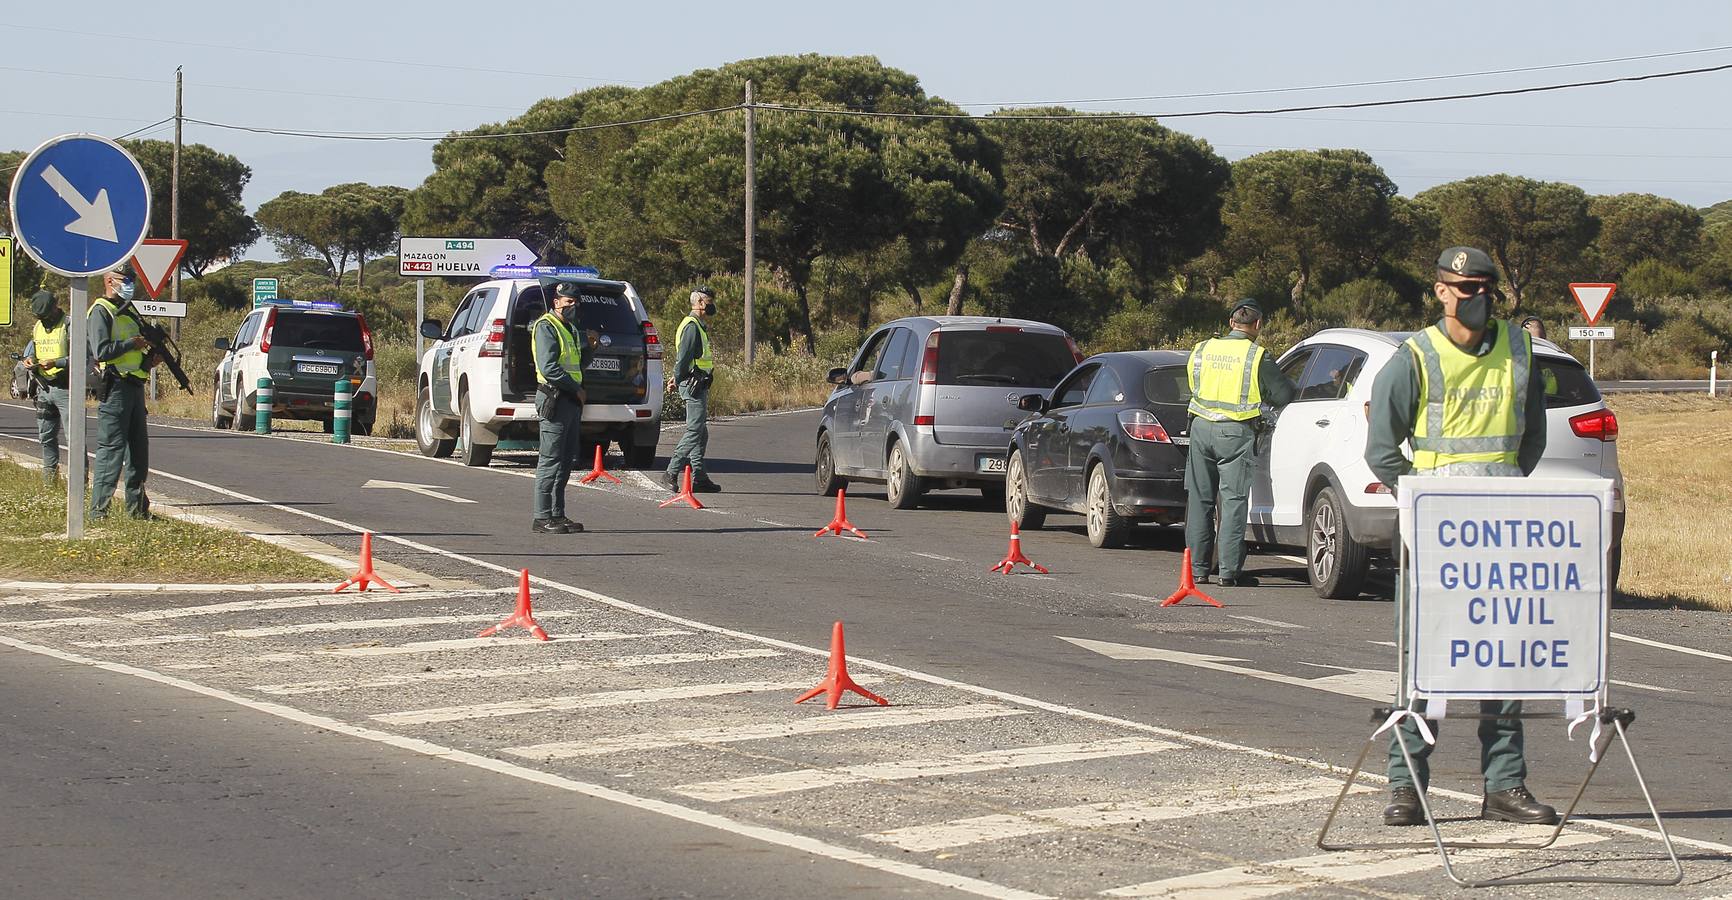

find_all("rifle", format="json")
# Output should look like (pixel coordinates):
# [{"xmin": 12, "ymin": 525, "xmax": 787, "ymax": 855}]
[{"xmin": 130, "ymin": 313, "xmax": 193, "ymax": 394}]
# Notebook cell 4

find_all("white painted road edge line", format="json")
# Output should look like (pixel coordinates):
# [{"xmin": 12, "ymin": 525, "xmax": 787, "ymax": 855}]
[
  {"xmin": 1613, "ymin": 631, "xmax": 1732, "ymax": 663},
  {"xmin": 134, "ymin": 462, "xmax": 1732, "ymax": 857},
  {"xmin": 0, "ymin": 635, "xmax": 1042, "ymax": 900},
  {"xmin": 1227, "ymin": 615, "xmax": 1306, "ymax": 630}
]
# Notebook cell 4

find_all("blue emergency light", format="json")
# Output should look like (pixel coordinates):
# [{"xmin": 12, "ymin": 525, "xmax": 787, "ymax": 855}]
[
  {"xmin": 489, "ymin": 265, "xmax": 601, "ymax": 278},
  {"xmin": 261, "ymin": 298, "xmax": 346, "ymax": 311}
]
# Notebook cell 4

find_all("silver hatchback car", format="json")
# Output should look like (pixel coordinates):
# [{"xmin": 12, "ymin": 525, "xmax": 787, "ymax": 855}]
[{"xmin": 815, "ymin": 316, "xmax": 1080, "ymax": 508}]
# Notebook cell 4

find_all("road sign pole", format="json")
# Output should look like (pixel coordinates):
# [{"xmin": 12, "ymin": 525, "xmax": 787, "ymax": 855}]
[
  {"xmin": 67, "ymin": 277, "xmax": 87, "ymax": 540},
  {"xmin": 744, "ymin": 80, "xmax": 757, "ymax": 368},
  {"xmin": 416, "ymin": 278, "xmax": 425, "ymax": 361}
]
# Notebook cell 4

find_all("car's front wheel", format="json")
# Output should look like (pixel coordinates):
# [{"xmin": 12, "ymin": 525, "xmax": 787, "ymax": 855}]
[
  {"xmin": 1308, "ymin": 485, "xmax": 1369, "ymax": 599},
  {"xmin": 884, "ymin": 440, "xmax": 924, "ymax": 510},
  {"xmin": 815, "ymin": 431, "xmax": 846, "ymax": 496},
  {"xmin": 1006, "ymin": 449, "xmax": 1046, "ymax": 530},
  {"xmin": 1085, "ymin": 463, "xmax": 1130, "ymax": 549}
]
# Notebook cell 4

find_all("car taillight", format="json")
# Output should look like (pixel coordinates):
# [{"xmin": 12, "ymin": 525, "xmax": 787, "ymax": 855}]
[
  {"xmin": 1569, "ymin": 408, "xmax": 1618, "ymax": 441},
  {"xmin": 479, "ymin": 318, "xmax": 506, "ymax": 358},
  {"xmin": 919, "ymin": 331, "xmax": 940, "ymax": 384},
  {"xmin": 1066, "ymin": 336, "xmax": 1084, "ymax": 365},
  {"xmin": 356, "ymin": 312, "xmax": 374, "ymax": 361},
  {"xmin": 914, "ymin": 415, "xmax": 935, "ymax": 426},
  {"xmin": 259, "ymin": 308, "xmax": 276, "ymax": 353},
  {"xmin": 1118, "ymin": 409, "xmax": 1171, "ymax": 443},
  {"xmin": 1365, "ymin": 482, "xmax": 1391, "ymax": 494},
  {"xmin": 643, "ymin": 321, "xmax": 662, "ymax": 359}
]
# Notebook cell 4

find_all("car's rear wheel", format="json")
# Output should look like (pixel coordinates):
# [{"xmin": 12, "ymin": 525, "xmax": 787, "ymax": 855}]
[
  {"xmin": 416, "ymin": 387, "xmax": 455, "ymax": 458},
  {"xmin": 211, "ymin": 375, "xmax": 232, "ymax": 429},
  {"xmin": 1308, "ymin": 486, "xmax": 1369, "ymax": 599},
  {"xmin": 1086, "ymin": 463, "xmax": 1130, "ymax": 549},
  {"xmin": 459, "ymin": 393, "xmax": 492, "ymax": 467},
  {"xmin": 232, "ymin": 382, "xmax": 253, "ymax": 432},
  {"xmin": 815, "ymin": 431, "xmax": 846, "ymax": 496},
  {"xmin": 884, "ymin": 440, "xmax": 923, "ymax": 510},
  {"xmin": 1006, "ymin": 450, "xmax": 1046, "ymax": 530}
]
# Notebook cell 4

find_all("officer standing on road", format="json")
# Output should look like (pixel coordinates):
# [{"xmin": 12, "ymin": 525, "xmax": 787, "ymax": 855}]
[
  {"xmin": 22, "ymin": 291, "xmax": 73, "ymax": 485},
  {"xmin": 1366, "ymin": 246, "xmax": 1555, "ymax": 828},
  {"xmin": 664, "ymin": 287, "xmax": 720, "ymax": 493},
  {"xmin": 1183, "ymin": 299, "xmax": 1296, "ymax": 587},
  {"xmin": 531, "ymin": 282, "xmax": 600, "ymax": 534},
  {"xmin": 88, "ymin": 269, "xmax": 155, "ymax": 520}
]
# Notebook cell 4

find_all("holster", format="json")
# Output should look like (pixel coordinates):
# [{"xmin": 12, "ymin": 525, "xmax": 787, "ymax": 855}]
[
  {"xmin": 94, "ymin": 368, "xmax": 117, "ymax": 402},
  {"xmin": 534, "ymin": 383, "xmax": 560, "ymax": 420}
]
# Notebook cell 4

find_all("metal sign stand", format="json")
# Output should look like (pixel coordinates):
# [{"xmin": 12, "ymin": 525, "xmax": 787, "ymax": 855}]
[{"xmin": 1313, "ymin": 544, "xmax": 1682, "ymax": 887}]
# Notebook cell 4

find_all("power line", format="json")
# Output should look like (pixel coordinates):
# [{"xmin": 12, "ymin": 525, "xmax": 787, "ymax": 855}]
[
  {"xmin": 956, "ymin": 43, "xmax": 1732, "ymax": 107},
  {"xmin": 0, "ymin": 63, "xmax": 530, "ymax": 113},
  {"xmin": 183, "ymin": 105, "xmax": 742, "ymax": 142}
]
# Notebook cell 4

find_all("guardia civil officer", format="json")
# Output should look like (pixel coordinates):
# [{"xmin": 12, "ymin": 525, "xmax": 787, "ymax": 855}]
[
  {"xmin": 88, "ymin": 269, "xmax": 155, "ymax": 520},
  {"xmin": 531, "ymin": 282, "xmax": 601, "ymax": 534},
  {"xmin": 22, "ymin": 291, "xmax": 73, "ymax": 484},
  {"xmin": 1366, "ymin": 246, "xmax": 1556, "ymax": 827},
  {"xmin": 1183, "ymin": 299, "xmax": 1296, "ymax": 587},
  {"xmin": 663, "ymin": 287, "xmax": 720, "ymax": 493}
]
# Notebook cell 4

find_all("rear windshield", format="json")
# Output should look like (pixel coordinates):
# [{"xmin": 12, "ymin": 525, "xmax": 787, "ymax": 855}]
[
  {"xmin": 1538, "ymin": 357, "xmax": 1601, "ymax": 408},
  {"xmin": 934, "ymin": 329, "xmax": 1075, "ymax": 388},
  {"xmin": 272, "ymin": 312, "xmax": 363, "ymax": 352},
  {"xmin": 1143, "ymin": 365, "xmax": 1192, "ymax": 404},
  {"xmin": 516, "ymin": 285, "xmax": 642, "ymax": 333}
]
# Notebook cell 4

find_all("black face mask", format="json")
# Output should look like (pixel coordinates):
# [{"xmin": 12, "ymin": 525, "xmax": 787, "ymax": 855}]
[
  {"xmin": 701, "ymin": 301, "xmax": 717, "ymax": 317},
  {"xmin": 1454, "ymin": 291, "xmax": 1492, "ymax": 331},
  {"xmin": 558, "ymin": 302, "xmax": 579, "ymax": 322}
]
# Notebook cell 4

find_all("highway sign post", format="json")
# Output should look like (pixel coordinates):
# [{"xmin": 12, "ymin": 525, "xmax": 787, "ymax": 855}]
[
  {"xmin": 7, "ymin": 133, "xmax": 153, "ymax": 541},
  {"xmin": 1568, "ymin": 283, "xmax": 1618, "ymax": 379},
  {"xmin": 252, "ymin": 277, "xmax": 279, "ymax": 307},
  {"xmin": 0, "ymin": 236, "xmax": 12, "ymax": 327},
  {"xmin": 398, "ymin": 237, "xmax": 538, "ymax": 359}
]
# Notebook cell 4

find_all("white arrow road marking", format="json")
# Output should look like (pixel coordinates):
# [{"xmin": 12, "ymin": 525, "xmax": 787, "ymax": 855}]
[
  {"xmin": 360, "ymin": 479, "xmax": 475, "ymax": 503},
  {"xmin": 1059, "ymin": 636, "xmax": 1394, "ymax": 701},
  {"xmin": 40, "ymin": 165, "xmax": 118, "ymax": 242}
]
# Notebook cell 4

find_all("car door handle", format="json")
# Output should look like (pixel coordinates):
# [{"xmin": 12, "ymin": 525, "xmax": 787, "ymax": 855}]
[{"xmin": 1314, "ymin": 419, "xmax": 1331, "ymax": 427}]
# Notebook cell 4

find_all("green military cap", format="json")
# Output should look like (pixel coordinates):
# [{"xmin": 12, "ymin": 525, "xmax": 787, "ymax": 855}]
[
  {"xmin": 553, "ymin": 281, "xmax": 583, "ymax": 298},
  {"xmin": 1436, "ymin": 246, "xmax": 1498, "ymax": 281},
  {"xmin": 30, "ymin": 290, "xmax": 56, "ymax": 318},
  {"xmin": 1231, "ymin": 298, "xmax": 1263, "ymax": 319}
]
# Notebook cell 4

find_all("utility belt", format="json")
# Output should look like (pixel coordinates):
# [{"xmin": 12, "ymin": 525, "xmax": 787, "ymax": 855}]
[
  {"xmin": 92, "ymin": 366, "xmax": 144, "ymax": 401},
  {"xmin": 680, "ymin": 368, "xmax": 714, "ymax": 393},
  {"xmin": 535, "ymin": 383, "xmax": 583, "ymax": 420}
]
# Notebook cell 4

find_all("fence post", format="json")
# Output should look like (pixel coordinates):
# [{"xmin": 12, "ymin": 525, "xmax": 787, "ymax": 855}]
[
  {"xmin": 255, "ymin": 376, "xmax": 273, "ymax": 434},
  {"xmin": 1712, "ymin": 350, "xmax": 1719, "ymax": 398},
  {"xmin": 333, "ymin": 380, "xmax": 352, "ymax": 444}
]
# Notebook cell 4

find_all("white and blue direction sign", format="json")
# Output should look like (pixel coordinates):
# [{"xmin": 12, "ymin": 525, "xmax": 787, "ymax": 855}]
[
  {"xmin": 1401, "ymin": 475, "xmax": 1614, "ymax": 701},
  {"xmin": 6, "ymin": 134, "xmax": 151, "ymax": 278}
]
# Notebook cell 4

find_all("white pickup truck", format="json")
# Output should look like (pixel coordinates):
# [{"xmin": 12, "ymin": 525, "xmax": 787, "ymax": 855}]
[{"xmin": 415, "ymin": 265, "xmax": 664, "ymax": 468}]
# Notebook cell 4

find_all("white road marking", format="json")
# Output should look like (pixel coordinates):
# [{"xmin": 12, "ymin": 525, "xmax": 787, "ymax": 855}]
[
  {"xmin": 1062, "ymin": 636, "xmax": 1395, "ymax": 702},
  {"xmin": 255, "ymin": 649, "xmax": 788, "ymax": 696},
  {"xmin": 756, "ymin": 518, "xmax": 792, "ymax": 528},
  {"xmin": 912, "ymin": 552, "xmax": 959, "ymax": 562},
  {"xmin": 1613, "ymin": 632, "xmax": 1732, "ymax": 663},
  {"xmin": 124, "ymin": 461, "xmax": 1732, "ymax": 857},
  {"xmin": 0, "ymin": 594, "xmax": 107, "ymax": 607},
  {"xmin": 1227, "ymin": 615, "xmax": 1305, "ymax": 630},
  {"xmin": 217, "ymin": 610, "xmax": 585, "ymax": 637},
  {"xmin": 1366, "ymin": 640, "xmax": 1397, "ymax": 647},
  {"xmin": 505, "ymin": 703, "xmax": 1030, "ymax": 760},
  {"xmin": 1113, "ymin": 593, "xmax": 1161, "ymax": 603},
  {"xmin": 360, "ymin": 479, "xmax": 475, "ymax": 504},
  {"xmin": 866, "ymin": 778, "xmax": 1364, "ymax": 852},
  {"xmin": 74, "ymin": 634, "xmax": 207, "ymax": 648},
  {"xmin": 1099, "ymin": 828, "xmax": 1605, "ymax": 897},
  {"xmin": 1275, "ymin": 554, "xmax": 1307, "ymax": 565},
  {"xmin": 321, "ymin": 629, "xmax": 694, "ymax": 657},
  {"xmin": 1609, "ymin": 679, "xmax": 1686, "ymax": 694},
  {"xmin": 0, "ymin": 580, "xmax": 339, "ymax": 593},
  {"xmin": 0, "ymin": 634, "xmax": 1041, "ymax": 900},
  {"xmin": 674, "ymin": 738, "xmax": 1180, "ymax": 803},
  {"xmin": 375, "ymin": 674, "xmax": 822, "ymax": 726},
  {"xmin": 3, "ymin": 616, "xmax": 111, "ymax": 630},
  {"xmin": 117, "ymin": 589, "xmax": 498, "ymax": 622}
]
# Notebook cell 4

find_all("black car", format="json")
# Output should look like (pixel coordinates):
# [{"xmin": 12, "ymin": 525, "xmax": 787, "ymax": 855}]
[{"xmin": 1005, "ymin": 350, "xmax": 1192, "ymax": 548}]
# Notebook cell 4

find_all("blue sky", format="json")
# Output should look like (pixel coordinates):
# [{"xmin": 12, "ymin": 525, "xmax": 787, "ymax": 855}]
[{"xmin": 6, "ymin": 1, "xmax": 1732, "ymax": 260}]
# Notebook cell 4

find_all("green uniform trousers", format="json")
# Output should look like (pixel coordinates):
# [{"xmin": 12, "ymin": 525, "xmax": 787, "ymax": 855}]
[
  {"xmin": 35, "ymin": 384, "xmax": 71, "ymax": 479},
  {"xmin": 1387, "ymin": 698, "xmax": 1526, "ymax": 794},
  {"xmin": 665, "ymin": 382, "xmax": 709, "ymax": 481},
  {"xmin": 90, "ymin": 378, "xmax": 149, "ymax": 518},
  {"xmin": 534, "ymin": 395, "xmax": 583, "ymax": 520},
  {"xmin": 1183, "ymin": 417, "xmax": 1257, "ymax": 580}
]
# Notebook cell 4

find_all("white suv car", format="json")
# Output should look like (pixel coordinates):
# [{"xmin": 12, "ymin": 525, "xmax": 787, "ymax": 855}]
[
  {"xmin": 1249, "ymin": 327, "xmax": 1626, "ymax": 599},
  {"xmin": 415, "ymin": 266, "xmax": 663, "ymax": 468}
]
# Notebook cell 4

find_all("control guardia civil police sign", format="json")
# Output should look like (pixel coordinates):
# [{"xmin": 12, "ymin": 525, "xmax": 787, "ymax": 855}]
[
  {"xmin": 7, "ymin": 134, "xmax": 151, "ymax": 278},
  {"xmin": 1400, "ymin": 475, "xmax": 1614, "ymax": 701}
]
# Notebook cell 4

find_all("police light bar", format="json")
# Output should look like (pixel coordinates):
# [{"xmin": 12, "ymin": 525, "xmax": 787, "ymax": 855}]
[
  {"xmin": 261, "ymin": 298, "xmax": 346, "ymax": 310},
  {"xmin": 489, "ymin": 265, "xmax": 601, "ymax": 279}
]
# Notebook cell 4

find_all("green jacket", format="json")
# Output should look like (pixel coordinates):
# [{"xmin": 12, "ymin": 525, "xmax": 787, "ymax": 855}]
[
  {"xmin": 1364, "ymin": 318, "xmax": 1548, "ymax": 487},
  {"xmin": 533, "ymin": 315, "xmax": 589, "ymax": 395}
]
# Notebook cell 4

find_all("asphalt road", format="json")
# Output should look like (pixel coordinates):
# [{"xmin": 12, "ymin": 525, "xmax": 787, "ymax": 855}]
[
  {"xmin": 1597, "ymin": 379, "xmax": 1716, "ymax": 393},
  {"xmin": 2, "ymin": 400, "xmax": 1730, "ymax": 898}
]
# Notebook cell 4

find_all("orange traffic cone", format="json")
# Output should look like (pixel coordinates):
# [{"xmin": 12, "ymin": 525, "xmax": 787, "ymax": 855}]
[
  {"xmin": 813, "ymin": 488, "xmax": 867, "ymax": 539},
  {"xmin": 333, "ymin": 532, "xmax": 400, "ymax": 593},
  {"xmin": 579, "ymin": 444, "xmax": 622, "ymax": 485},
  {"xmin": 795, "ymin": 621, "xmax": 889, "ymax": 710},
  {"xmin": 477, "ymin": 569, "xmax": 551, "ymax": 640},
  {"xmin": 990, "ymin": 522, "xmax": 1048, "ymax": 574},
  {"xmin": 1160, "ymin": 548, "xmax": 1222, "ymax": 608},
  {"xmin": 657, "ymin": 465, "xmax": 705, "ymax": 509}
]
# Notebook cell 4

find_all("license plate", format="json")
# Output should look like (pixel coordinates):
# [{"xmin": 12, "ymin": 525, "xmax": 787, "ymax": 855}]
[
  {"xmin": 586, "ymin": 357, "xmax": 621, "ymax": 372},
  {"xmin": 296, "ymin": 363, "xmax": 339, "ymax": 375},
  {"xmin": 977, "ymin": 454, "xmax": 1007, "ymax": 473}
]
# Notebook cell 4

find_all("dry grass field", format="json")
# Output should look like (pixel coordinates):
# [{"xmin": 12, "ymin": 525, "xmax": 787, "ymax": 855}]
[{"xmin": 1607, "ymin": 393, "xmax": 1732, "ymax": 611}]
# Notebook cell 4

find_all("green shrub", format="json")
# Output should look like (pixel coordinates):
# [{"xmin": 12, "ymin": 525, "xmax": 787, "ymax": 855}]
[{"xmin": 1623, "ymin": 259, "xmax": 1701, "ymax": 299}]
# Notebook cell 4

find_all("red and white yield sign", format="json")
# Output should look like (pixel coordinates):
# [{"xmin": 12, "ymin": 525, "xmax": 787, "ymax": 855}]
[
  {"xmin": 130, "ymin": 238, "xmax": 188, "ymax": 299},
  {"xmin": 1569, "ymin": 282, "xmax": 1617, "ymax": 326}
]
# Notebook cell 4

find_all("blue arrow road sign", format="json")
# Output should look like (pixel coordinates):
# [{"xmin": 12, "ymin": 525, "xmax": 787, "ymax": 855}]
[{"xmin": 6, "ymin": 133, "xmax": 151, "ymax": 278}]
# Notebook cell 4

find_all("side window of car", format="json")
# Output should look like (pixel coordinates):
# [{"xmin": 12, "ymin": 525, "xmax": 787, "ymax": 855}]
[
  {"xmin": 445, "ymin": 295, "xmax": 475, "ymax": 339},
  {"xmin": 1050, "ymin": 364, "xmax": 1099, "ymax": 409},
  {"xmin": 450, "ymin": 292, "xmax": 488, "ymax": 338},
  {"xmin": 878, "ymin": 328, "xmax": 914, "ymax": 381},
  {"xmin": 850, "ymin": 330, "xmax": 892, "ymax": 380},
  {"xmin": 1278, "ymin": 349, "xmax": 1313, "ymax": 387},
  {"xmin": 234, "ymin": 314, "xmax": 259, "ymax": 350},
  {"xmin": 1084, "ymin": 366, "xmax": 1124, "ymax": 405},
  {"xmin": 1294, "ymin": 346, "xmax": 1365, "ymax": 401}
]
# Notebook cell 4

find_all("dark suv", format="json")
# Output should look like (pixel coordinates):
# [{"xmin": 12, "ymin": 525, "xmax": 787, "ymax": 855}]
[{"xmin": 212, "ymin": 300, "xmax": 378, "ymax": 434}]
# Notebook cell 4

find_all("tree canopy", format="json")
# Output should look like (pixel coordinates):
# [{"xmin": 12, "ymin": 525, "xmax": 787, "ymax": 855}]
[
  {"xmin": 256, "ymin": 183, "xmax": 407, "ymax": 287},
  {"xmin": 1418, "ymin": 175, "xmax": 1597, "ymax": 316}
]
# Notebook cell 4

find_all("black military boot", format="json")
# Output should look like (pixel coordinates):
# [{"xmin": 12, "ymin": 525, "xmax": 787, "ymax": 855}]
[
  {"xmin": 1481, "ymin": 786, "xmax": 1558, "ymax": 824},
  {"xmin": 1383, "ymin": 786, "xmax": 1425, "ymax": 826}
]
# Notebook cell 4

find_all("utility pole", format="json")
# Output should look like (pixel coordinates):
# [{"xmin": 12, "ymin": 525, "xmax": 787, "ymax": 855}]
[
  {"xmin": 171, "ymin": 66, "xmax": 182, "ymax": 342},
  {"xmin": 743, "ymin": 80, "xmax": 757, "ymax": 367}
]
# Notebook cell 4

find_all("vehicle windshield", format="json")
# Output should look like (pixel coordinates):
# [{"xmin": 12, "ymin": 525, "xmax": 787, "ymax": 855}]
[
  {"xmin": 272, "ymin": 313, "xmax": 363, "ymax": 352},
  {"xmin": 520, "ymin": 284, "xmax": 641, "ymax": 333},
  {"xmin": 934, "ymin": 330, "xmax": 1075, "ymax": 388},
  {"xmin": 1143, "ymin": 365, "xmax": 1192, "ymax": 404}
]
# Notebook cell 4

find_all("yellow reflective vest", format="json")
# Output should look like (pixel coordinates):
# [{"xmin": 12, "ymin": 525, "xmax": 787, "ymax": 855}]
[
  {"xmin": 676, "ymin": 315, "xmax": 713, "ymax": 373},
  {"xmin": 1187, "ymin": 336, "xmax": 1264, "ymax": 422},
  {"xmin": 32, "ymin": 319, "xmax": 68, "ymax": 380},
  {"xmin": 1404, "ymin": 322, "xmax": 1531, "ymax": 472},
  {"xmin": 91, "ymin": 298, "xmax": 147, "ymax": 380},
  {"xmin": 533, "ymin": 312, "xmax": 584, "ymax": 386}
]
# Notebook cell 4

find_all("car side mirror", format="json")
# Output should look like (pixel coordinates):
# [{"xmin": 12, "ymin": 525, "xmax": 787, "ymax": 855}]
[
  {"xmin": 826, "ymin": 367, "xmax": 848, "ymax": 385},
  {"xmin": 212, "ymin": 337, "xmax": 231, "ymax": 352},
  {"xmin": 1017, "ymin": 393, "xmax": 1046, "ymax": 412},
  {"xmin": 419, "ymin": 319, "xmax": 445, "ymax": 341}
]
